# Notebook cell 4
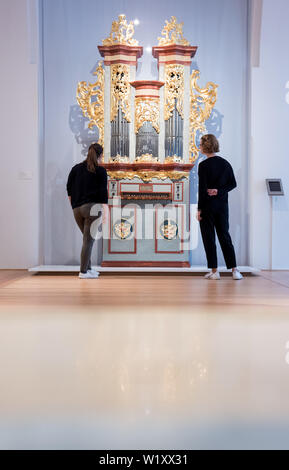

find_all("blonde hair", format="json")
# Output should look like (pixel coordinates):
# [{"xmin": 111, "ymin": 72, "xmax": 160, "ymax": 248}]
[{"xmin": 200, "ymin": 134, "xmax": 220, "ymax": 154}]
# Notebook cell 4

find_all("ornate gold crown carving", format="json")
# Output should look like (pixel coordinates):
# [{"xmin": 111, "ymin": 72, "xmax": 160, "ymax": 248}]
[
  {"xmin": 103, "ymin": 14, "xmax": 139, "ymax": 46},
  {"xmin": 158, "ymin": 16, "xmax": 190, "ymax": 46}
]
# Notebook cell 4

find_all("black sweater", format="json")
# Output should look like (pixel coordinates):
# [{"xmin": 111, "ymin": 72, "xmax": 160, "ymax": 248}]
[
  {"xmin": 198, "ymin": 156, "xmax": 237, "ymax": 211},
  {"xmin": 66, "ymin": 162, "xmax": 108, "ymax": 209}
]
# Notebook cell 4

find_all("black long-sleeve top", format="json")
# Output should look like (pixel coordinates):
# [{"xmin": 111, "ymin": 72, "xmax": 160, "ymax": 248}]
[
  {"xmin": 198, "ymin": 156, "xmax": 237, "ymax": 211},
  {"xmin": 66, "ymin": 161, "xmax": 108, "ymax": 209}
]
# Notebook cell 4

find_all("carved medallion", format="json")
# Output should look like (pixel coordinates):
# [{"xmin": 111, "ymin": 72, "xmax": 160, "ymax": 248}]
[{"xmin": 160, "ymin": 219, "xmax": 179, "ymax": 240}]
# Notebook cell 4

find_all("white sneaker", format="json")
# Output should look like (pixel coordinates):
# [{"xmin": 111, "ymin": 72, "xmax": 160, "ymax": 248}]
[
  {"xmin": 88, "ymin": 268, "xmax": 100, "ymax": 275},
  {"xmin": 204, "ymin": 271, "xmax": 220, "ymax": 280},
  {"xmin": 232, "ymin": 269, "xmax": 243, "ymax": 280},
  {"xmin": 79, "ymin": 271, "xmax": 99, "ymax": 279}
]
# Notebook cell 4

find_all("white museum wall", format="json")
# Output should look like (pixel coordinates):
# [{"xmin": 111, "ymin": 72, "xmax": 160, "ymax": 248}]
[
  {"xmin": 250, "ymin": 0, "xmax": 289, "ymax": 269},
  {"xmin": 0, "ymin": 0, "xmax": 39, "ymax": 269}
]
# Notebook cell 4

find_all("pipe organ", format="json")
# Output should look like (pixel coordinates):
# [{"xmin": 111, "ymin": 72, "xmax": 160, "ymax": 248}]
[{"xmin": 77, "ymin": 15, "xmax": 218, "ymax": 267}]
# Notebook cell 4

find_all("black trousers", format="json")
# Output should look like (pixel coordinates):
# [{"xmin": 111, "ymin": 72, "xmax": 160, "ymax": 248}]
[{"xmin": 200, "ymin": 202, "xmax": 237, "ymax": 269}]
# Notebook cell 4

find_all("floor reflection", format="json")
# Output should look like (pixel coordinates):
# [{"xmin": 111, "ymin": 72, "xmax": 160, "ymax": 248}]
[{"xmin": 1, "ymin": 304, "xmax": 289, "ymax": 448}]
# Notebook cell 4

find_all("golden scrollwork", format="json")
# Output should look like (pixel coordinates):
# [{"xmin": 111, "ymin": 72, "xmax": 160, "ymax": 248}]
[
  {"xmin": 109, "ymin": 154, "xmax": 130, "ymax": 163},
  {"xmin": 164, "ymin": 64, "xmax": 184, "ymax": 120},
  {"xmin": 103, "ymin": 14, "xmax": 139, "ymax": 46},
  {"xmin": 135, "ymin": 98, "xmax": 160, "ymax": 134},
  {"xmin": 111, "ymin": 64, "xmax": 131, "ymax": 122},
  {"xmin": 164, "ymin": 155, "xmax": 182, "ymax": 163},
  {"xmin": 158, "ymin": 16, "xmax": 190, "ymax": 46},
  {"xmin": 76, "ymin": 61, "xmax": 105, "ymax": 146},
  {"xmin": 190, "ymin": 70, "xmax": 218, "ymax": 162},
  {"xmin": 107, "ymin": 170, "xmax": 189, "ymax": 182},
  {"xmin": 135, "ymin": 154, "xmax": 159, "ymax": 162}
]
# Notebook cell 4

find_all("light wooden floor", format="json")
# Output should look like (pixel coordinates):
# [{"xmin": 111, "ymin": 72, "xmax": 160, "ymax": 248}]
[
  {"xmin": 0, "ymin": 270, "xmax": 289, "ymax": 311},
  {"xmin": 1, "ymin": 270, "xmax": 289, "ymax": 449}
]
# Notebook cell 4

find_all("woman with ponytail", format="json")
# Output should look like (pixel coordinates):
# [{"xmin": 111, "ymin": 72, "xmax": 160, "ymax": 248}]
[{"xmin": 66, "ymin": 143, "xmax": 108, "ymax": 278}]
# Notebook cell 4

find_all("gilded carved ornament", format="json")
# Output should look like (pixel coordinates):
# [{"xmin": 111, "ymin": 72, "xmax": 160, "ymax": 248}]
[
  {"xmin": 103, "ymin": 14, "xmax": 139, "ymax": 46},
  {"xmin": 190, "ymin": 70, "xmax": 218, "ymax": 162},
  {"xmin": 135, "ymin": 154, "xmax": 159, "ymax": 162},
  {"xmin": 158, "ymin": 16, "xmax": 190, "ymax": 46},
  {"xmin": 109, "ymin": 154, "xmax": 130, "ymax": 163},
  {"xmin": 164, "ymin": 64, "xmax": 184, "ymax": 120},
  {"xmin": 76, "ymin": 61, "xmax": 105, "ymax": 146},
  {"xmin": 135, "ymin": 98, "xmax": 160, "ymax": 134},
  {"xmin": 164, "ymin": 155, "xmax": 183, "ymax": 163},
  {"xmin": 111, "ymin": 64, "xmax": 131, "ymax": 122},
  {"xmin": 107, "ymin": 170, "xmax": 189, "ymax": 183}
]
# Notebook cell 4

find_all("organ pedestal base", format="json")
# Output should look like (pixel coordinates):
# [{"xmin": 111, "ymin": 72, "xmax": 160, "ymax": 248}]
[{"xmin": 102, "ymin": 162, "xmax": 193, "ymax": 267}]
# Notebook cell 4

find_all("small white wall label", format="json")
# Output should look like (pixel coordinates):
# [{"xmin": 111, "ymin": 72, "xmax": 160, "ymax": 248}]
[{"xmin": 285, "ymin": 81, "xmax": 289, "ymax": 104}]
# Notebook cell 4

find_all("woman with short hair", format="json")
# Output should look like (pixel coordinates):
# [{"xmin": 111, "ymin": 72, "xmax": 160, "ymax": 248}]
[
  {"xmin": 197, "ymin": 134, "xmax": 243, "ymax": 280},
  {"xmin": 66, "ymin": 143, "xmax": 108, "ymax": 279}
]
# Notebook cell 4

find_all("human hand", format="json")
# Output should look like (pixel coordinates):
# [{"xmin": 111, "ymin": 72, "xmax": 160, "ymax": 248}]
[
  {"xmin": 207, "ymin": 189, "xmax": 218, "ymax": 196},
  {"xmin": 196, "ymin": 210, "xmax": 202, "ymax": 221}
]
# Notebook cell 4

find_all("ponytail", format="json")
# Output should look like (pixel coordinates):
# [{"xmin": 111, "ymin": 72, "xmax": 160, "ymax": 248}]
[{"xmin": 86, "ymin": 143, "xmax": 103, "ymax": 172}]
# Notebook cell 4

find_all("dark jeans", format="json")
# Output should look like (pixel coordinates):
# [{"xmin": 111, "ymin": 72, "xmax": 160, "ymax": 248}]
[
  {"xmin": 200, "ymin": 201, "xmax": 237, "ymax": 269},
  {"xmin": 73, "ymin": 203, "xmax": 102, "ymax": 273}
]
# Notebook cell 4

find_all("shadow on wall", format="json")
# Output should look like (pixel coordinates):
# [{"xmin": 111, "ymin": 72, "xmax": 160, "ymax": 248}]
[
  {"xmin": 45, "ymin": 159, "xmax": 78, "ymax": 265},
  {"xmin": 46, "ymin": 155, "xmax": 104, "ymax": 266},
  {"xmin": 190, "ymin": 107, "xmax": 224, "ymax": 204},
  {"xmin": 69, "ymin": 105, "xmax": 100, "ymax": 156},
  {"xmin": 68, "ymin": 68, "xmax": 103, "ymax": 266},
  {"xmin": 69, "ymin": 59, "xmax": 107, "ymax": 153}
]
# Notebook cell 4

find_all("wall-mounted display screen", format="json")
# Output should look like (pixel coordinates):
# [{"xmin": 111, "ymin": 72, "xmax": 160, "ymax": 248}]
[{"xmin": 266, "ymin": 179, "xmax": 284, "ymax": 196}]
